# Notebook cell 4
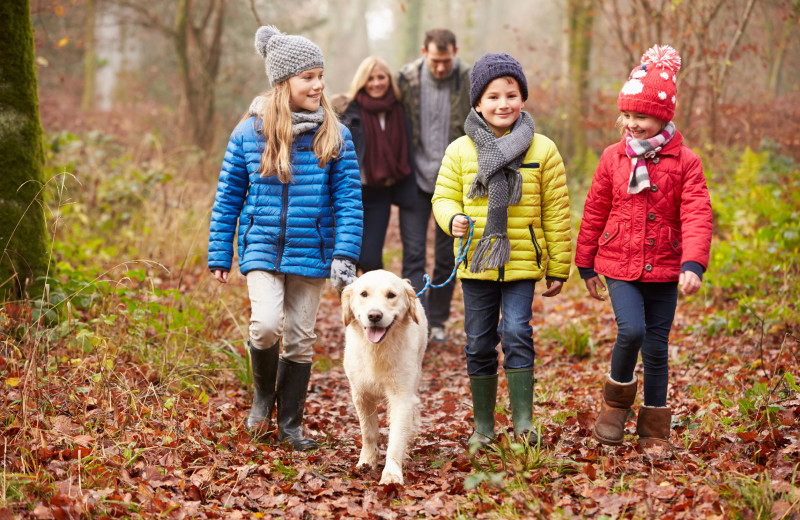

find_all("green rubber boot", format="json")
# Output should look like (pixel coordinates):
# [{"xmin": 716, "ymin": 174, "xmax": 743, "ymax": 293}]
[
  {"xmin": 506, "ymin": 367, "xmax": 538, "ymax": 445},
  {"xmin": 468, "ymin": 374, "xmax": 498, "ymax": 451}
]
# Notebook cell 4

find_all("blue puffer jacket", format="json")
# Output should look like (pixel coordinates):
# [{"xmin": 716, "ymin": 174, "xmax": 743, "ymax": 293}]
[{"xmin": 208, "ymin": 116, "xmax": 363, "ymax": 278}]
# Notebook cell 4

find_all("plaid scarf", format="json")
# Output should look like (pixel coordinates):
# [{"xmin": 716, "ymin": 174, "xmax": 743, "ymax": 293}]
[
  {"xmin": 625, "ymin": 121, "xmax": 676, "ymax": 194},
  {"xmin": 464, "ymin": 108, "xmax": 535, "ymax": 272}
]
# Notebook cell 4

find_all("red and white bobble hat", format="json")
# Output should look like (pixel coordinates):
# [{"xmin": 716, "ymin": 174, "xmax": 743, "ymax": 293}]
[{"xmin": 618, "ymin": 44, "xmax": 681, "ymax": 122}]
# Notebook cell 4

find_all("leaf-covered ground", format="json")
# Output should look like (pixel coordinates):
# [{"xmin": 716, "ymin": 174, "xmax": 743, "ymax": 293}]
[{"xmin": 2, "ymin": 220, "xmax": 799, "ymax": 519}]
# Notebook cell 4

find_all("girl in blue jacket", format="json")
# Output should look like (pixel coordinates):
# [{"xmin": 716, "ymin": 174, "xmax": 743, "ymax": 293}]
[{"xmin": 208, "ymin": 26, "xmax": 363, "ymax": 450}]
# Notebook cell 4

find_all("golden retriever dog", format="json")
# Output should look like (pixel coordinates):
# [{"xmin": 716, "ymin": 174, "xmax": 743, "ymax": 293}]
[{"xmin": 341, "ymin": 270, "xmax": 428, "ymax": 485}]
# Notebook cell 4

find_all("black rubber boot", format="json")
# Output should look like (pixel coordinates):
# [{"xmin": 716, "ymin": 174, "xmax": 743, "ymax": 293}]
[
  {"xmin": 506, "ymin": 367, "xmax": 539, "ymax": 445},
  {"xmin": 276, "ymin": 358, "xmax": 318, "ymax": 451},
  {"xmin": 468, "ymin": 374, "xmax": 498, "ymax": 451},
  {"xmin": 246, "ymin": 341, "xmax": 279, "ymax": 431}
]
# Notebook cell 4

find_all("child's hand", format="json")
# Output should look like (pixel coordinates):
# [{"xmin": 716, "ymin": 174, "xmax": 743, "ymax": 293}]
[
  {"xmin": 451, "ymin": 215, "xmax": 469, "ymax": 237},
  {"xmin": 213, "ymin": 270, "xmax": 229, "ymax": 284},
  {"xmin": 542, "ymin": 279, "xmax": 563, "ymax": 297},
  {"xmin": 679, "ymin": 271, "xmax": 702, "ymax": 295},
  {"xmin": 584, "ymin": 276, "xmax": 606, "ymax": 301}
]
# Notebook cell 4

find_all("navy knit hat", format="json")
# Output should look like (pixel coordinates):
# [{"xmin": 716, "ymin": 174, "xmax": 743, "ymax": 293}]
[{"xmin": 470, "ymin": 52, "xmax": 528, "ymax": 107}]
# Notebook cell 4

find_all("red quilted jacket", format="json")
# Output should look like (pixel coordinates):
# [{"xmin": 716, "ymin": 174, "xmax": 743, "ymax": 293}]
[{"xmin": 575, "ymin": 131, "xmax": 712, "ymax": 282}]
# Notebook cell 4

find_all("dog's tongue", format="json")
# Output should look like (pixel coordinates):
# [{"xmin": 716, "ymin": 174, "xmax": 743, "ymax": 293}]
[{"xmin": 366, "ymin": 326, "xmax": 387, "ymax": 343}]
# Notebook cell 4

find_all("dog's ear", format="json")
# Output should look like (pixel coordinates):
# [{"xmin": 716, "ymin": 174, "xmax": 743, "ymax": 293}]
[
  {"xmin": 403, "ymin": 279, "xmax": 419, "ymax": 324},
  {"xmin": 341, "ymin": 285, "xmax": 354, "ymax": 326}
]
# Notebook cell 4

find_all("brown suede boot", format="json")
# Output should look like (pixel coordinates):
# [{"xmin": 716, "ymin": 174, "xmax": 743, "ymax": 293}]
[
  {"xmin": 592, "ymin": 375, "xmax": 637, "ymax": 446},
  {"xmin": 636, "ymin": 406, "xmax": 672, "ymax": 448}
]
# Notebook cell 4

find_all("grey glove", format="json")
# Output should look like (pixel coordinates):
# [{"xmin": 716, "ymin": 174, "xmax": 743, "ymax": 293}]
[{"xmin": 330, "ymin": 257, "xmax": 357, "ymax": 290}]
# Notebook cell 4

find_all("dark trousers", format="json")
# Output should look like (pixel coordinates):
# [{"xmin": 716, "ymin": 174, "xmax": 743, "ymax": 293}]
[
  {"xmin": 359, "ymin": 185, "xmax": 394, "ymax": 272},
  {"xmin": 461, "ymin": 278, "xmax": 536, "ymax": 376},
  {"xmin": 606, "ymin": 277, "xmax": 679, "ymax": 407},
  {"xmin": 399, "ymin": 188, "xmax": 455, "ymax": 328}
]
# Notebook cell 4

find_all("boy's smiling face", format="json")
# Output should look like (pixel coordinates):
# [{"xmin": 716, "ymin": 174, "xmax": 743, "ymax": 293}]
[{"xmin": 475, "ymin": 77, "xmax": 524, "ymax": 138}]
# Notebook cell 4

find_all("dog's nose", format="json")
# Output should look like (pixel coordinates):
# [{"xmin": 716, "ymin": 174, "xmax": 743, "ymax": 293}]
[{"xmin": 368, "ymin": 310, "xmax": 383, "ymax": 323}]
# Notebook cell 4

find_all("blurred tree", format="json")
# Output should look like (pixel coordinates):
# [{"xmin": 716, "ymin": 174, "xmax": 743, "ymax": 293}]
[
  {"xmin": 397, "ymin": 0, "xmax": 423, "ymax": 65},
  {"xmin": 0, "ymin": 0, "xmax": 49, "ymax": 299},
  {"xmin": 764, "ymin": 0, "xmax": 800, "ymax": 98},
  {"xmin": 115, "ymin": 0, "xmax": 226, "ymax": 150},
  {"xmin": 81, "ymin": 0, "xmax": 97, "ymax": 110},
  {"xmin": 561, "ymin": 0, "xmax": 595, "ymax": 176}
]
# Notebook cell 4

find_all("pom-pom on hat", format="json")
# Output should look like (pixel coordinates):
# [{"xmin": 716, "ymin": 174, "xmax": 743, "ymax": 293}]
[
  {"xmin": 254, "ymin": 25, "xmax": 324, "ymax": 86},
  {"xmin": 618, "ymin": 44, "xmax": 681, "ymax": 122},
  {"xmin": 470, "ymin": 52, "xmax": 529, "ymax": 107}
]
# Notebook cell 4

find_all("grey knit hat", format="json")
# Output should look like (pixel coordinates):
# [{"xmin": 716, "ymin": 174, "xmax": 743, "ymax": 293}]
[
  {"xmin": 254, "ymin": 25, "xmax": 324, "ymax": 86},
  {"xmin": 470, "ymin": 52, "xmax": 529, "ymax": 107}
]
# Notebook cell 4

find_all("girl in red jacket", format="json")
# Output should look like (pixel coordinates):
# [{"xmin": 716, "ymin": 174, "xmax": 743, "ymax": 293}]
[{"xmin": 575, "ymin": 45, "xmax": 712, "ymax": 449}]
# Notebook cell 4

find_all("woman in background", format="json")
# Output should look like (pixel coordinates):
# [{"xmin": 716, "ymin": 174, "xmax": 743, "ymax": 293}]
[{"xmin": 340, "ymin": 56, "xmax": 416, "ymax": 274}]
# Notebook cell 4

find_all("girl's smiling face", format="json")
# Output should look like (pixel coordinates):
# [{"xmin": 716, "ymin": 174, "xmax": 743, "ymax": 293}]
[
  {"xmin": 620, "ymin": 111, "xmax": 666, "ymax": 140},
  {"xmin": 288, "ymin": 67, "xmax": 324, "ymax": 112}
]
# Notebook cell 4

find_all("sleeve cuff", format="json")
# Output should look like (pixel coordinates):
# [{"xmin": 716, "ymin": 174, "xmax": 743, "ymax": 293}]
[
  {"xmin": 578, "ymin": 266, "xmax": 598, "ymax": 279},
  {"xmin": 681, "ymin": 261, "xmax": 705, "ymax": 280},
  {"xmin": 545, "ymin": 276, "xmax": 567, "ymax": 283}
]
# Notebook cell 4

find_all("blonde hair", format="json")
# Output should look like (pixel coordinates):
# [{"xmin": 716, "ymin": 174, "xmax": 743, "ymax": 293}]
[
  {"xmin": 346, "ymin": 56, "xmax": 401, "ymax": 101},
  {"xmin": 256, "ymin": 81, "xmax": 343, "ymax": 183}
]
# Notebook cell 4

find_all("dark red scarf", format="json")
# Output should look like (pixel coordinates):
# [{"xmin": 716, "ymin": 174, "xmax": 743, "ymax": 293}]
[{"xmin": 356, "ymin": 88, "xmax": 411, "ymax": 187}]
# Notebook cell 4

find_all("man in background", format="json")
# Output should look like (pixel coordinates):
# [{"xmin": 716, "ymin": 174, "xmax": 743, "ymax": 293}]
[{"xmin": 398, "ymin": 28, "xmax": 471, "ymax": 344}]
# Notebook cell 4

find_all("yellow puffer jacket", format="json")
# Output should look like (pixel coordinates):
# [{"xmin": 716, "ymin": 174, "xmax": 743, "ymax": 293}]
[{"xmin": 432, "ymin": 133, "xmax": 572, "ymax": 281}]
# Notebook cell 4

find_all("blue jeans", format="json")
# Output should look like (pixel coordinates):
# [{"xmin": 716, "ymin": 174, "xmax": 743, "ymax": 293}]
[
  {"xmin": 461, "ymin": 279, "xmax": 536, "ymax": 376},
  {"xmin": 606, "ymin": 277, "xmax": 678, "ymax": 407},
  {"xmin": 399, "ymin": 188, "xmax": 455, "ymax": 328}
]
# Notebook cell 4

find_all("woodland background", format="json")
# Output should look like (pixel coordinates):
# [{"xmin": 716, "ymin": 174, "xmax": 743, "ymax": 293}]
[{"xmin": 1, "ymin": 0, "xmax": 800, "ymax": 518}]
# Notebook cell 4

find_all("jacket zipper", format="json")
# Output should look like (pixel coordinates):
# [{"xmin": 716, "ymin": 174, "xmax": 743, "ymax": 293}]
[
  {"xmin": 243, "ymin": 215, "xmax": 254, "ymax": 252},
  {"xmin": 276, "ymin": 183, "xmax": 289, "ymax": 269},
  {"xmin": 529, "ymin": 225, "xmax": 542, "ymax": 268},
  {"xmin": 315, "ymin": 218, "xmax": 325, "ymax": 263}
]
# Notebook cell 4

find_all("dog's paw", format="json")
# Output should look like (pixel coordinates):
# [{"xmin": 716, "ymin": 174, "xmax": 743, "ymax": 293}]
[
  {"xmin": 379, "ymin": 468, "xmax": 404, "ymax": 485},
  {"xmin": 356, "ymin": 456, "xmax": 378, "ymax": 471}
]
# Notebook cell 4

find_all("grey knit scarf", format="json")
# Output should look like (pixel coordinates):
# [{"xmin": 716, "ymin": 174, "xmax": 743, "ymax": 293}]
[
  {"xmin": 247, "ymin": 96, "xmax": 325, "ymax": 137},
  {"xmin": 465, "ymin": 108, "xmax": 535, "ymax": 272},
  {"xmin": 291, "ymin": 107, "xmax": 325, "ymax": 136}
]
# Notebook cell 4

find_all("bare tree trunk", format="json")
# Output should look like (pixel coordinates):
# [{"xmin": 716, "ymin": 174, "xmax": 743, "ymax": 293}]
[
  {"xmin": 81, "ymin": 0, "xmax": 97, "ymax": 110},
  {"xmin": 564, "ymin": 0, "xmax": 595, "ymax": 177},
  {"xmin": 0, "ymin": 0, "xmax": 49, "ymax": 299},
  {"xmin": 397, "ymin": 0, "xmax": 422, "ymax": 65}
]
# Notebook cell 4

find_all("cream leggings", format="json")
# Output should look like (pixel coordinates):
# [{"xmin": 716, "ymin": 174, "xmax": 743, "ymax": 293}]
[{"xmin": 246, "ymin": 270, "xmax": 326, "ymax": 364}]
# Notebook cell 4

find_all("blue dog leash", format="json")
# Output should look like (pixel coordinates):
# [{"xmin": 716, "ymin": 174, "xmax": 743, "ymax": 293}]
[{"xmin": 416, "ymin": 217, "xmax": 474, "ymax": 298}]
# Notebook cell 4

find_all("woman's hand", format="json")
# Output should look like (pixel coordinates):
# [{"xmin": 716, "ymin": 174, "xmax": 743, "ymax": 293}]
[
  {"xmin": 213, "ymin": 270, "xmax": 229, "ymax": 284},
  {"xmin": 679, "ymin": 271, "xmax": 702, "ymax": 295},
  {"xmin": 542, "ymin": 279, "xmax": 563, "ymax": 297},
  {"xmin": 451, "ymin": 215, "xmax": 469, "ymax": 237},
  {"xmin": 584, "ymin": 276, "xmax": 606, "ymax": 301}
]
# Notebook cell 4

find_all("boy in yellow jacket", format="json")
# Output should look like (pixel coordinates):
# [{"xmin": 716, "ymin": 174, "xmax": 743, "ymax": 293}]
[{"xmin": 432, "ymin": 52, "xmax": 572, "ymax": 450}]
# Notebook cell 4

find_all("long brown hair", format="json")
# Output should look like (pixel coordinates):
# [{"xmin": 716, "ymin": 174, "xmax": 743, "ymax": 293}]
[{"xmin": 256, "ymin": 81, "xmax": 343, "ymax": 183}]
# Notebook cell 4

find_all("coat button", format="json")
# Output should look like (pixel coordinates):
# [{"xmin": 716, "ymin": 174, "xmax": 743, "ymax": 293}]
[
  {"xmin": 650, "ymin": 184, "xmax": 658, "ymax": 192},
  {"xmin": 648, "ymin": 213, "xmax": 656, "ymax": 221},
  {"xmin": 645, "ymin": 263, "xmax": 653, "ymax": 271},
  {"xmin": 603, "ymin": 232, "xmax": 609, "ymax": 238},
  {"xmin": 673, "ymin": 240, "xmax": 679, "ymax": 247},
  {"xmin": 647, "ymin": 238, "xmax": 655, "ymax": 246},
  {"xmin": 652, "ymin": 157, "xmax": 660, "ymax": 164}
]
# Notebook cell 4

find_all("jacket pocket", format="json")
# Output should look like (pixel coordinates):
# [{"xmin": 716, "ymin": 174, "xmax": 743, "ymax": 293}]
[
  {"xmin": 528, "ymin": 225, "xmax": 542, "ymax": 269},
  {"xmin": 659, "ymin": 225, "xmax": 682, "ymax": 262},
  {"xmin": 597, "ymin": 221, "xmax": 623, "ymax": 258},
  {"xmin": 315, "ymin": 218, "xmax": 326, "ymax": 264},
  {"xmin": 242, "ymin": 215, "xmax": 255, "ymax": 253}
]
